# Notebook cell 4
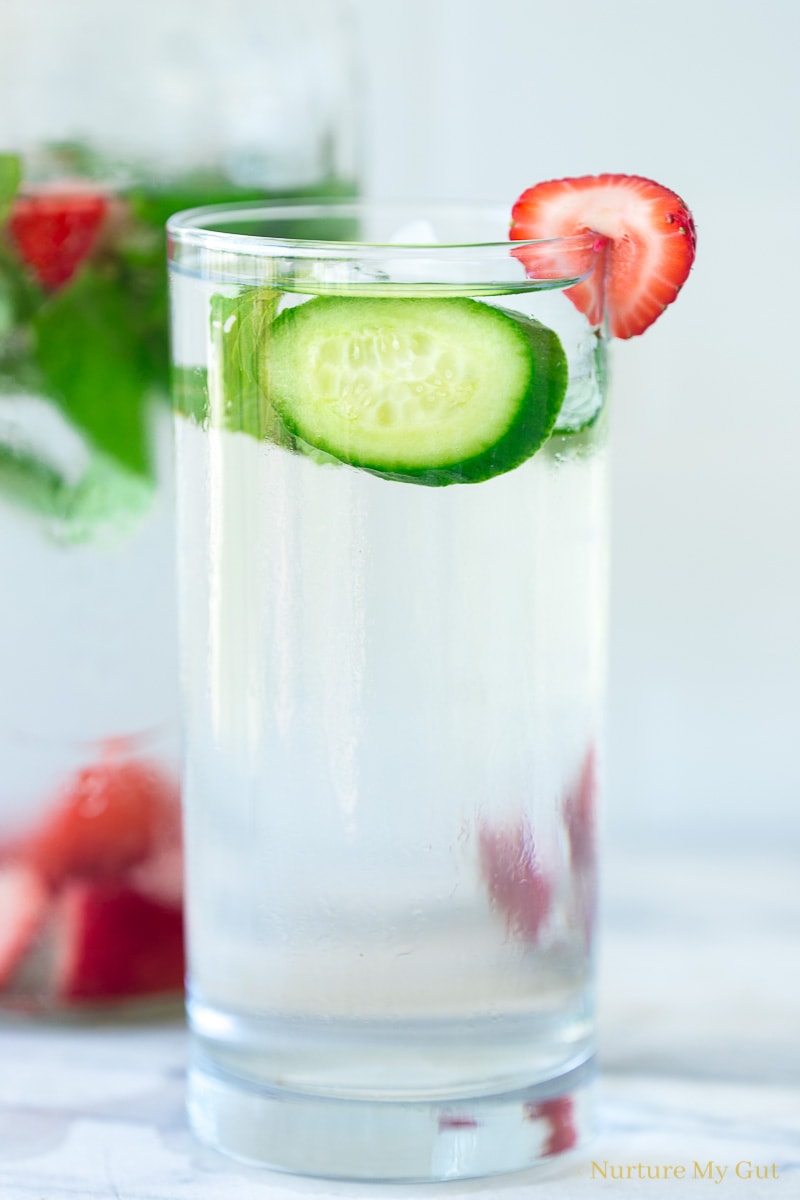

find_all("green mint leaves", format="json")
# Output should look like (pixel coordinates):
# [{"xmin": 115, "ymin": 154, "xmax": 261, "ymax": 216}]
[
  {"xmin": 175, "ymin": 289, "xmax": 317, "ymax": 455},
  {"xmin": 0, "ymin": 154, "xmax": 21, "ymax": 224},
  {"xmin": 0, "ymin": 162, "xmax": 357, "ymax": 536},
  {"xmin": 34, "ymin": 269, "xmax": 153, "ymax": 475},
  {"xmin": 0, "ymin": 438, "xmax": 151, "ymax": 542},
  {"xmin": 207, "ymin": 288, "xmax": 294, "ymax": 446}
]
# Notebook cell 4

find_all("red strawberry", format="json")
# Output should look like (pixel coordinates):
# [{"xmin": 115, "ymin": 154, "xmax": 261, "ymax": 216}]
[
  {"xmin": 510, "ymin": 174, "xmax": 696, "ymax": 338},
  {"xmin": 55, "ymin": 880, "xmax": 185, "ymax": 1002},
  {"xmin": 126, "ymin": 841, "xmax": 184, "ymax": 908},
  {"xmin": 7, "ymin": 190, "xmax": 108, "ymax": 290},
  {"xmin": 524, "ymin": 1095, "xmax": 578, "ymax": 1155},
  {"xmin": 0, "ymin": 865, "xmax": 50, "ymax": 988},
  {"xmin": 22, "ymin": 758, "xmax": 181, "ymax": 887},
  {"xmin": 478, "ymin": 817, "xmax": 552, "ymax": 943},
  {"xmin": 563, "ymin": 746, "xmax": 597, "ymax": 871}
]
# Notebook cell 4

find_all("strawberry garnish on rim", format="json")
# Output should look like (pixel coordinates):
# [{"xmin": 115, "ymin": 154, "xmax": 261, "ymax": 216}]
[
  {"xmin": 7, "ymin": 189, "xmax": 108, "ymax": 290},
  {"xmin": 510, "ymin": 174, "xmax": 696, "ymax": 338}
]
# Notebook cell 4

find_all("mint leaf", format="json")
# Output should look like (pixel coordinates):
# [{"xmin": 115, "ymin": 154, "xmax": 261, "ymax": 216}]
[
  {"xmin": 0, "ymin": 154, "xmax": 21, "ymax": 224},
  {"xmin": 208, "ymin": 288, "xmax": 293, "ymax": 444},
  {"xmin": 0, "ymin": 440, "xmax": 153, "ymax": 543},
  {"xmin": 0, "ymin": 250, "xmax": 45, "ymax": 395},
  {"xmin": 0, "ymin": 442, "xmax": 65, "ymax": 518},
  {"xmin": 33, "ymin": 267, "xmax": 152, "ymax": 475},
  {"xmin": 172, "ymin": 364, "xmax": 209, "ymax": 424},
  {"xmin": 56, "ymin": 451, "xmax": 154, "ymax": 544},
  {"xmin": 129, "ymin": 178, "xmax": 266, "ymax": 234}
]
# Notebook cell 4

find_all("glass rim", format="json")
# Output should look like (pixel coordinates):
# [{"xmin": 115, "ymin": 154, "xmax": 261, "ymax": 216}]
[{"xmin": 166, "ymin": 197, "xmax": 600, "ymax": 259}]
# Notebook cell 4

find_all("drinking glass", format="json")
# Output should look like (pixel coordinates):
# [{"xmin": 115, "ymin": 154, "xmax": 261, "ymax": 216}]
[{"xmin": 168, "ymin": 200, "xmax": 608, "ymax": 1181}]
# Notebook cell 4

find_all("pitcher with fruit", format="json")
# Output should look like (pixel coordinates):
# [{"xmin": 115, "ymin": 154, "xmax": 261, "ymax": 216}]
[{"xmin": 0, "ymin": 0, "xmax": 358, "ymax": 1011}]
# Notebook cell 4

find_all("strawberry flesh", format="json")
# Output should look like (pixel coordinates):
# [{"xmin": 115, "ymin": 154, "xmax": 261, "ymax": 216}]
[
  {"xmin": 478, "ymin": 817, "xmax": 552, "ymax": 943},
  {"xmin": 0, "ymin": 865, "xmax": 50, "ymax": 988},
  {"xmin": 1, "ymin": 752, "xmax": 183, "ymax": 1006},
  {"xmin": 21, "ymin": 758, "xmax": 181, "ymax": 888},
  {"xmin": 55, "ymin": 880, "xmax": 185, "ymax": 1002},
  {"xmin": 510, "ymin": 174, "xmax": 696, "ymax": 338},
  {"xmin": 7, "ymin": 190, "xmax": 108, "ymax": 290},
  {"xmin": 524, "ymin": 1095, "xmax": 578, "ymax": 1155},
  {"xmin": 563, "ymin": 746, "xmax": 597, "ymax": 871}
]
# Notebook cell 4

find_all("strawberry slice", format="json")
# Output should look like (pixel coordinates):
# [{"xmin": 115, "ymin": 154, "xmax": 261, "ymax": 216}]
[
  {"xmin": 55, "ymin": 880, "xmax": 185, "ymax": 1002},
  {"xmin": 510, "ymin": 174, "xmax": 696, "ymax": 338},
  {"xmin": 22, "ymin": 757, "xmax": 181, "ymax": 888},
  {"xmin": 0, "ymin": 865, "xmax": 50, "ymax": 988},
  {"xmin": 7, "ymin": 189, "xmax": 108, "ymax": 290}
]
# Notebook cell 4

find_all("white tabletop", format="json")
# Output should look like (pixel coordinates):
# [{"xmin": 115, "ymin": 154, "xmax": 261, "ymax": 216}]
[{"xmin": 1, "ymin": 850, "xmax": 798, "ymax": 1199}]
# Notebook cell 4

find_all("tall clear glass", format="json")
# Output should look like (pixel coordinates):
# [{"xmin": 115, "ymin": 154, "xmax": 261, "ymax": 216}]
[{"xmin": 168, "ymin": 200, "xmax": 609, "ymax": 1182}]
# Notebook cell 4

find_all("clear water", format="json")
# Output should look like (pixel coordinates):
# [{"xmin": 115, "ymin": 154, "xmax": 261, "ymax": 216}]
[
  {"xmin": 172, "ymin": 276, "xmax": 608, "ymax": 1175},
  {"xmin": 0, "ymin": 405, "xmax": 179, "ymax": 826}
]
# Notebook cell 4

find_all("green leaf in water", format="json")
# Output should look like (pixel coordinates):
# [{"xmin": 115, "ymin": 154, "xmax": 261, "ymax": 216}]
[
  {"xmin": 33, "ymin": 267, "xmax": 152, "ymax": 476},
  {"xmin": 0, "ymin": 154, "xmax": 21, "ymax": 224},
  {"xmin": 208, "ymin": 288, "xmax": 294, "ymax": 445},
  {"xmin": 0, "ymin": 440, "xmax": 153, "ymax": 543}
]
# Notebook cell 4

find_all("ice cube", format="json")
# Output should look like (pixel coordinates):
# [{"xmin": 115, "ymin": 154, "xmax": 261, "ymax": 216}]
[{"xmin": 388, "ymin": 220, "xmax": 440, "ymax": 245}]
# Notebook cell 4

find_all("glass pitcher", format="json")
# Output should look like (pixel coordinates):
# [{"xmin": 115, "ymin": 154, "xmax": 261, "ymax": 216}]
[{"xmin": 0, "ymin": 0, "xmax": 360, "ymax": 1013}]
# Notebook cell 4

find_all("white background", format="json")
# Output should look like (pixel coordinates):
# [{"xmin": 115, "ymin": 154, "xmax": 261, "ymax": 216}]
[{"xmin": 349, "ymin": 0, "xmax": 800, "ymax": 851}]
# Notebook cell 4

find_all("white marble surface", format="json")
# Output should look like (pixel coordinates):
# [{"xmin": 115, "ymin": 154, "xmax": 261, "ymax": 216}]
[{"xmin": 1, "ymin": 850, "xmax": 798, "ymax": 1199}]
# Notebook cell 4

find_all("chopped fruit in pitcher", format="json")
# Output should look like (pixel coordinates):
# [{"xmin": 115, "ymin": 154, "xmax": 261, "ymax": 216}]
[
  {"xmin": 0, "ymin": 866, "xmax": 50, "ymax": 988},
  {"xmin": 126, "ymin": 840, "xmax": 184, "ymax": 909},
  {"xmin": 0, "ymin": 752, "xmax": 183, "ymax": 1007},
  {"xmin": 8, "ymin": 190, "xmax": 108, "ymax": 290},
  {"xmin": 510, "ymin": 174, "xmax": 697, "ymax": 338},
  {"xmin": 55, "ymin": 880, "xmax": 185, "ymax": 1002},
  {"xmin": 478, "ymin": 817, "xmax": 552, "ymax": 942},
  {"xmin": 20, "ymin": 758, "xmax": 180, "ymax": 887}
]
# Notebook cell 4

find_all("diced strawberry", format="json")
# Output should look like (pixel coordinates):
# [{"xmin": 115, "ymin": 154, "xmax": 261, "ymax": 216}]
[
  {"xmin": 55, "ymin": 880, "xmax": 184, "ymax": 1002},
  {"xmin": 0, "ymin": 865, "xmax": 50, "ymax": 988},
  {"xmin": 562, "ymin": 747, "xmax": 598, "ymax": 950},
  {"xmin": 478, "ymin": 817, "xmax": 551, "ymax": 943},
  {"xmin": 510, "ymin": 174, "xmax": 696, "ymax": 338},
  {"xmin": 524, "ymin": 1095, "xmax": 578, "ymax": 1155},
  {"xmin": 7, "ymin": 190, "xmax": 108, "ymax": 290},
  {"xmin": 126, "ymin": 841, "xmax": 184, "ymax": 909},
  {"xmin": 438, "ymin": 1114, "xmax": 479, "ymax": 1131},
  {"xmin": 563, "ymin": 746, "xmax": 597, "ymax": 871},
  {"xmin": 22, "ymin": 758, "xmax": 181, "ymax": 887}
]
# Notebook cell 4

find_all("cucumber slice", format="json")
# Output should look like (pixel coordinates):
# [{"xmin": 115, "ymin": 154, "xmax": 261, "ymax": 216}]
[{"xmin": 265, "ymin": 296, "xmax": 567, "ymax": 485}]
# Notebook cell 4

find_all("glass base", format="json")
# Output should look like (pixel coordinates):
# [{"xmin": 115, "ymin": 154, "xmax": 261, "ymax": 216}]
[{"xmin": 188, "ymin": 1055, "xmax": 594, "ymax": 1183}]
